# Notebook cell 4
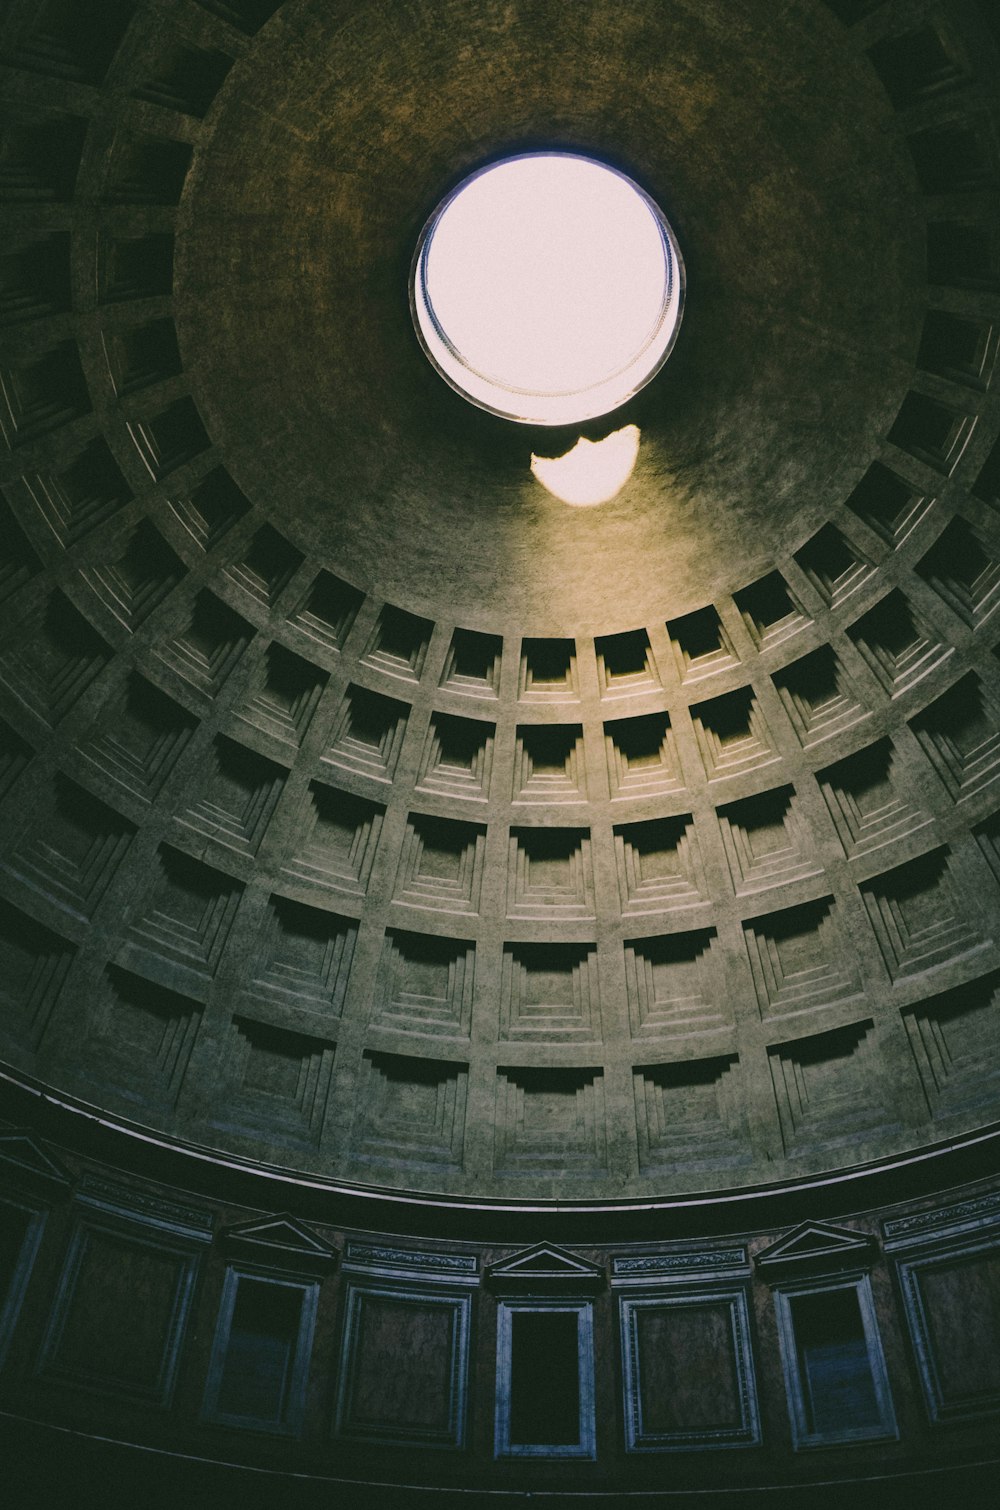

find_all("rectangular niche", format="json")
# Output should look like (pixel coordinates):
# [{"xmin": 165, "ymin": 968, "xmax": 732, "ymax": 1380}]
[
  {"xmin": 103, "ymin": 316, "xmax": 183, "ymax": 396},
  {"xmin": 928, "ymin": 219, "xmax": 1000, "ymax": 293},
  {"xmin": 500, "ymin": 942, "xmax": 600, "ymax": 1042},
  {"xmin": 893, "ymin": 1238, "xmax": 1000, "ymax": 1425},
  {"xmin": 124, "ymin": 843, "xmax": 244, "ymax": 984},
  {"xmin": 975, "ymin": 433, "xmax": 1000, "ymax": 508},
  {"xmin": 633, "ymin": 1056, "xmax": 748, "ymax": 1171},
  {"xmin": 170, "ymin": 466, "xmax": 250, "ymax": 553},
  {"xmin": 846, "ymin": 589, "xmax": 950, "ymax": 697},
  {"xmin": 393, "ymin": 813, "xmax": 486, "ymax": 915},
  {"xmin": 519, "ymin": 637, "xmax": 578, "ymax": 700},
  {"xmin": 816, "ymin": 737, "xmax": 931, "ymax": 858},
  {"xmin": 733, "ymin": 571, "xmax": 809, "ymax": 651},
  {"xmin": 288, "ymin": 569, "xmax": 364, "ymax": 653},
  {"xmin": 176, "ymin": 734, "xmax": 286, "ymax": 859},
  {"xmin": 0, "ymin": 588, "xmax": 110, "ymax": 727},
  {"xmin": 666, "ymin": 606, "xmax": 739, "ymax": 683},
  {"xmin": 0, "ymin": 1196, "xmax": 46, "ymax": 1372},
  {"xmin": 513, "ymin": 723, "xmax": 586, "ymax": 803},
  {"xmin": 690, "ymin": 686, "xmax": 777, "ymax": 780},
  {"xmin": 844, "ymin": 462, "xmax": 931, "ymax": 547},
  {"xmin": 354, "ymin": 1051, "xmax": 467, "ymax": 1171},
  {"xmin": 439, "ymin": 626, "xmax": 502, "ymax": 697},
  {"xmin": 743, "ymin": 898, "xmax": 861, "ymax": 1022},
  {"xmin": 225, "ymin": 525, "xmax": 303, "ymax": 608},
  {"xmin": 335, "ymin": 1280, "xmax": 472, "ymax": 1448},
  {"xmin": 859, "ymin": 846, "xmax": 983, "ymax": 981},
  {"xmin": 619, "ymin": 1289, "xmax": 760, "ymax": 1451},
  {"xmin": 773, "ymin": 1276, "xmax": 897, "ymax": 1449},
  {"xmin": 132, "ymin": 39, "xmax": 235, "ymax": 119},
  {"xmin": 103, "ymin": 133, "xmax": 193, "ymax": 206},
  {"xmin": 373, "ymin": 929, "xmax": 475, "ymax": 1038},
  {"xmin": 128, "ymin": 397, "xmax": 211, "ymax": 480},
  {"xmin": 234, "ymin": 641, "xmax": 328, "ymax": 750},
  {"xmin": 36, "ymin": 1190, "xmax": 209, "ymax": 1407},
  {"xmin": 624, "ymin": 931, "xmax": 726, "ymax": 1038},
  {"xmin": 0, "ymin": 717, "xmax": 31, "ymax": 802},
  {"xmin": 0, "ymin": 111, "xmax": 88, "ymax": 201},
  {"xmin": 906, "ymin": 120, "xmax": 998, "ymax": 197},
  {"xmin": 0, "ymin": 1, "xmax": 136, "ymax": 85},
  {"xmin": 716, "ymin": 785, "xmax": 820, "ymax": 894},
  {"xmin": 909, "ymin": 672, "xmax": 1000, "ymax": 802},
  {"xmin": 917, "ymin": 310, "xmax": 996, "ymax": 391},
  {"xmin": 86, "ymin": 965, "xmax": 201, "ymax": 1107},
  {"xmin": 605, "ymin": 711, "xmax": 682, "ymax": 798},
  {"xmin": 229, "ymin": 1016, "xmax": 334, "ymax": 1144},
  {"xmin": 83, "ymin": 518, "xmax": 185, "ymax": 633},
  {"xmin": 322, "ymin": 684, "xmax": 410, "ymax": 783},
  {"xmin": 887, "ymin": 391, "xmax": 975, "ymax": 476},
  {"xmin": 154, "ymin": 588, "xmax": 252, "ymax": 702},
  {"xmin": 614, "ymin": 815, "xmax": 705, "ymax": 913},
  {"xmin": 794, "ymin": 523, "xmax": 876, "ymax": 609},
  {"xmin": 772, "ymin": 645, "xmax": 867, "ymax": 747},
  {"xmin": 0, "ymin": 491, "xmax": 39, "ymax": 602},
  {"xmin": 363, "ymin": 604, "xmax": 432, "ymax": 682},
  {"xmin": 917, "ymin": 516, "xmax": 1000, "ymax": 628},
  {"xmin": 0, "ymin": 339, "xmax": 89, "ymax": 448},
  {"xmin": 495, "ymin": 1303, "xmax": 596, "ymax": 1459},
  {"xmin": 98, "ymin": 230, "xmax": 174, "ymax": 304},
  {"xmin": 595, "ymin": 628, "xmax": 659, "ymax": 695},
  {"xmin": 767, "ymin": 1019, "xmax": 889, "ymax": 1153},
  {"xmin": 196, "ymin": 1, "xmax": 283, "ymax": 37},
  {"xmin": 417, "ymin": 711, "xmax": 494, "ymax": 801},
  {"xmin": 507, "ymin": 826, "xmax": 595, "ymax": 919},
  {"xmin": 78, "ymin": 671, "xmax": 197, "ymax": 804},
  {"xmin": 868, "ymin": 25, "xmax": 967, "ymax": 110},
  {"xmin": 250, "ymin": 895, "xmax": 357, "ymax": 1016},
  {"xmin": 202, "ymin": 1269, "xmax": 318, "ymax": 1436},
  {"xmin": 5, "ymin": 772, "xmax": 135, "ymax": 922},
  {"xmin": 903, "ymin": 973, "xmax": 1000, "ymax": 1117},
  {"xmin": 282, "ymin": 782, "xmax": 384, "ymax": 898},
  {"xmin": 0, "ymin": 229, "xmax": 71, "ymax": 328},
  {"xmin": 494, "ymin": 1066, "xmax": 606, "ymax": 1176},
  {"xmin": 0, "ymin": 896, "xmax": 75, "ymax": 1049}
]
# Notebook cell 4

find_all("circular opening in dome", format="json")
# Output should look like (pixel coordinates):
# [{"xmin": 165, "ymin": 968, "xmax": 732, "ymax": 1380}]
[{"xmin": 411, "ymin": 152, "xmax": 685, "ymax": 427}]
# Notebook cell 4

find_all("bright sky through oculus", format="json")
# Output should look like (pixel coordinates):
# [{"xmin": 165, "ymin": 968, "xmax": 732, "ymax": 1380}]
[{"xmin": 412, "ymin": 154, "xmax": 683, "ymax": 426}]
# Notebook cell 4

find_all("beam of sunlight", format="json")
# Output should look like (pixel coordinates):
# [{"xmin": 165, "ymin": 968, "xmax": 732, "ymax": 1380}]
[{"xmin": 530, "ymin": 425, "xmax": 641, "ymax": 507}]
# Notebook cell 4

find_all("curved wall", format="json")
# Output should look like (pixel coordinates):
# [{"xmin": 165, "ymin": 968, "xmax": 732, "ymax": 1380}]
[{"xmin": 1, "ymin": 3, "xmax": 1000, "ymax": 1496}]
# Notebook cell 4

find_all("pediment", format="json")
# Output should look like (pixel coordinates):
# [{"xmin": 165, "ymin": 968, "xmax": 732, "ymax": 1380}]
[
  {"xmin": 755, "ymin": 1221, "xmax": 878, "ymax": 1277},
  {"xmin": 0, "ymin": 1131, "xmax": 73, "ymax": 1197},
  {"xmin": 222, "ymin": 1213, "xmax": 338, "ymax": 1273},
  {"xmin": 486, "ymin": 1242, "xmax": 605, "ymax": 1294}
]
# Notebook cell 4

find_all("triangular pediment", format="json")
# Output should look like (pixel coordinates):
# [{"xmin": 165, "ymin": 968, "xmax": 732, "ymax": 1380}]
[
  {"xmin": 222, "ymin": 1213, "xmax": 338, "ymax": 1272},
  {"xmin": 486, "ymin": 1242, "xmax": 605, "ymax": 1293},
  {"xmin": 755, "ymin": 1220, "xmax": 878, "ymax": 1277},
  {"xmin": 0, "ymin": 1131, "xmax": 73, "ymax": 1196}
]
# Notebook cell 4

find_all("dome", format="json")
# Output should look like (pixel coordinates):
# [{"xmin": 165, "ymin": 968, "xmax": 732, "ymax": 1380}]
[{"xmin": 1, "ymin": 1, "xmax": 1000, "ymax": 1503}]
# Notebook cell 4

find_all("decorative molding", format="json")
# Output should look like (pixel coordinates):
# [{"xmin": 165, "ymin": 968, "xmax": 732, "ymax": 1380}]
[
  {"xmin": 220, "ymin": 1214, "xmax": 338, "ymax": 1274},
  {"xmin": 0, "ymin": 1130, "xmax": 73, "ymax": 1199},
  {"xmin": 334, "ymin": 1279, "xmax": 472, "ymax": 1449},
  {"xmin": 619, "ymin": 1286, "xmax": 760, "ymax": 1451},
  {"xmin": 201, "ymin": 1265, "xmax": 320, "ymax": 1436},
  {"xmin": 755, "ymin": 1220, "xmax": 879, "ymax": 1278},
  {"xmin": 344, "ymin": 1241, "xmax": 478, "ymax": 1280},
  {"xmin": 486, "ymin": 1242, "xmax": 606, "ymax": 1296},
  {"xmin": 75, "ymin": 1174, "xmax": 213, "ymax": 1242},
  {"xmin": 893, "ymin": 1231, "xmax": 1000, "ymax": 1424},
  {"xmin": 612, "ymin": 1247, "xmax": 748, "ymax": 1282},
  {"xmin": 883, "ymin": 1191, "xmax": 1000, "ymax": 1251}
]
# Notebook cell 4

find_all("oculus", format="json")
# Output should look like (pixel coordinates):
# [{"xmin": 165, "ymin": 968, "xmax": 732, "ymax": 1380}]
[{"xmin": 411, "ymin": 153, "xmax": 684, "ymax": 427}]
